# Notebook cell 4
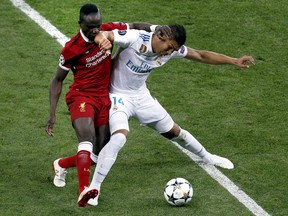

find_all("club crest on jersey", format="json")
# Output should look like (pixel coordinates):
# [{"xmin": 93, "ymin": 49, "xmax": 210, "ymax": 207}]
[
  {"xmin": 139, "ymin": 44, "xmax": 147, "ymax": 53},
  {"xmin": 112, "ymin": 105, "xmax": 118, "ymax": 111},
  {"xmin": 79, "ymin": 102, "xmax": 86, "ymax": 112},
  {"xmin": 118, "ymin": 30, "xmax": 127, "ymax": 36}
]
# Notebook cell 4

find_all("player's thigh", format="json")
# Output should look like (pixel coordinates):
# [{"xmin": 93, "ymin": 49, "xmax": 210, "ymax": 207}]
[
  {"xmin": 136, "ymin": 96, "xmax": 174, "ymax": 133},
  {"xmin": 109, "ymin": 111, "xmax": 130, "ymax": 134},
  {"xmin": 109, "ymin": 93, "xmax": 133, "ymax": 116},
  {"xmin": 93, "ymin": 96, "xmax": 111, "ymax": 127},
  {"xmin": 67, "ymin": 93, "xmax": 95, "ymax": 119},
  {"xmin": 147, "ymin": 113, "xmax": 174, "ymax": 134},
  {"xmin": 109, "ymin": 93, "xmax": 133, "ymax": 133},
  {"xmin": 68, "ymin": 98, "xmax": 96, "ymax": 142},
  {"xmin": 73, "ymin": 117, "xmax": 96, "ymax": 143}
]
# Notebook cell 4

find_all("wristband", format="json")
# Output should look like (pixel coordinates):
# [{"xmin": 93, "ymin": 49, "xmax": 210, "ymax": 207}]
[{"xmin": 150, "ymin": 25, "xmax": 158, "ymax": 32}]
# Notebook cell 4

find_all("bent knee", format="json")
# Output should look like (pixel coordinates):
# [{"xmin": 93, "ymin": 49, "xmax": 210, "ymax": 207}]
[
  {"xmin": 161, "ymin": 124, "xmax": 180, "ymax": 139},
  {"xmin": 112, "ymin": 129, "xmax": 129, "ymax": 137}
]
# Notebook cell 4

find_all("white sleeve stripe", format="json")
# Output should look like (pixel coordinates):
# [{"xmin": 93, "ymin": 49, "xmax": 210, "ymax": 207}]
[{"xmin": 59, "ymin": 63, "xmax": 70, "ymax": 71}]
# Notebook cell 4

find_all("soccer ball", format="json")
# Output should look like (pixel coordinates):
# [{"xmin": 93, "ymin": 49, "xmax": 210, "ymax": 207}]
[{"xmin": 164, "ymin": 177, "xmax": 193, "ymax": 206}]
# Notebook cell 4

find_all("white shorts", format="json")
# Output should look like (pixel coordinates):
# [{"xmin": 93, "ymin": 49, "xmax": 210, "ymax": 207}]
[{"xmin": 109, "ymin": 93, "xmax": 174, "ymax": 134}]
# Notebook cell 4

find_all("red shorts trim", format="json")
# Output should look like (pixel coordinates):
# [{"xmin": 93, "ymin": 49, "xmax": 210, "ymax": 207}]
[{"xmin": 66, "ymin": 90, "xmax": 110, "ymax": 127}]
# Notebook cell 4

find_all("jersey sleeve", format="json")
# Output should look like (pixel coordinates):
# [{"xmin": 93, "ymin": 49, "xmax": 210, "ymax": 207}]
[
  {"xmin": 172, "ymin": 45, "xmax": 188, "ymax": 58},
  {"xmin": 58, "ymin": 53, "xmax": 70, "ymax": 71},
  {"xmin": 57, "ymin": 33, "xmax": 88, "ymax": 71},
  {"xmin": 112, "ymin": 29, "xmax": 139, "ymax": 48},
  {"xmin": 101, "ymin": 22, "xmax": 129, "ymax": 31},
  {"xmin": 59, "ymin": 45, "xmax": 74, "ymax": 71},
  {"xmin": 59, "ymin": 42, "xmax": 83, "ymax": 71}
]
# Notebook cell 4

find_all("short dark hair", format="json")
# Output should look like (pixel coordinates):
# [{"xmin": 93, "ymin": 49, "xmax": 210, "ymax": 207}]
[
  {"xmin": 169, "ymin": 24, "xmax": 186, "ymax": 46},
  {"xmin": 79, "ymin": 4, "xmax": 99, "ymax": 23}
]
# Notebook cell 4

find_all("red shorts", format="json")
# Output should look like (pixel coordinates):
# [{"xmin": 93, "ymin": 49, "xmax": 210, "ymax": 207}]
[{"xmin": 65, "ymin": 90, "xmax": 111, "ymax": 127}]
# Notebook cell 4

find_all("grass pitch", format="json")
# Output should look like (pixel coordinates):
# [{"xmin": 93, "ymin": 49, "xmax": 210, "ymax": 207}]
[{"xmin": 1, "ymin": 0, "xmax": 287, "ymax": 215}]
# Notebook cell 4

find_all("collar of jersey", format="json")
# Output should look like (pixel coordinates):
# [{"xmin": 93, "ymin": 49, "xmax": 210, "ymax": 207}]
[{"xmin": 80, "ymin": 29, "xmax": 92, "ymax": 43}]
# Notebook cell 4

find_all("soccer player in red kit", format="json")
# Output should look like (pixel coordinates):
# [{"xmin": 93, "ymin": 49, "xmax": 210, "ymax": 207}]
[{"xmin": 45, "ymin": 3, "xmax": 168, "ymax": 207}]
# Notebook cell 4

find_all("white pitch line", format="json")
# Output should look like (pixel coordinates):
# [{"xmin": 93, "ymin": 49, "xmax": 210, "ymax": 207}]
[
  {"xmin": 10, "ymin": 0, "xmax": 69, "ymax": 47},
  {"xmin": 10, "ymin": 0, "xmax": 271, "ymax": 215},
  {"xmin": 173, "ymin": 143, "xmax": 271, "ymax": 216}
]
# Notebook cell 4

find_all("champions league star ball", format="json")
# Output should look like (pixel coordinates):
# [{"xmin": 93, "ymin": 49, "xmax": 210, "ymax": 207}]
[{"xmin": 164, "ymin": 177, "xmax": 193, "ymax": 206}]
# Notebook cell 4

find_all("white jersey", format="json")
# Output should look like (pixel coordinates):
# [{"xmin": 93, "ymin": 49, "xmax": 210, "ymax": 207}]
[{"xmin": 110, "ymin": 29, "xmax": 188, "ymax": 95}]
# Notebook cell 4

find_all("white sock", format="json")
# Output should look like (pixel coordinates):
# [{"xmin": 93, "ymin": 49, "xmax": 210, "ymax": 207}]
[
  {"xmin": 171, "ymin": 128, "xmax": 211, "ymax": 159},
  {"xmin": 90, "ymin": 152, "xmax": 98, "ymax": 164},
  {"xmin": 90, "ymin": 133, "xmax": 127, "ymax": 190}
]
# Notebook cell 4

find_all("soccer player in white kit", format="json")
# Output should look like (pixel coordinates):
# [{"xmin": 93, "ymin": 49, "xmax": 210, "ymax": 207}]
[{"xmin": 78, "ymin": 25, "xmax": 255, "ymax": 206}]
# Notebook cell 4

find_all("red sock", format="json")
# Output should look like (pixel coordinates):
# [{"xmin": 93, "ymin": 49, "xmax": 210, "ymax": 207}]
[
  {"xmin": 59, "ymin": 155, "xmax": 77, "ymax": 168},
  {"xmin": 59, "ymin": 154, "xmax": 96, "ymax": 169},
  {"xmin": 76, "ymin": 150, "xmax": 91, "ymax": 194}
]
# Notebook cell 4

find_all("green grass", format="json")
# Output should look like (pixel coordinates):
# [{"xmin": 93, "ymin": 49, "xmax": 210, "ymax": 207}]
[{"xmin": 1, "ymin": 0, "xmax": 287, "ymax": 215}]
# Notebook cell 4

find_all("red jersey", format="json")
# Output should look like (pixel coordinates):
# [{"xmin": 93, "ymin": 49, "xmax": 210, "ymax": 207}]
[{"xmin": 59, "ymin": 22, "xmax": 128, "ymax": 96}]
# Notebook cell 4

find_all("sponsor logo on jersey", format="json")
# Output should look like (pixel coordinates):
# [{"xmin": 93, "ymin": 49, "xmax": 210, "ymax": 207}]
[
  {"xmin": 86, "ymin": 50, "xmax": 104, "ymax": 63},
  {"xmin": 126, "ymin": 59, "xmax": 153, "ymax": 74},
  {"xmin": 79, "ymin": 102, "xmax": 86, "ymax": 112},
  {"xmin": 139, "ymin": 44, "xmax": 147, "ymax": 53},
  {"xmin": 85, "ymin": 50, "xmax": 109, "ymax": 68},
  {"xmin": 118, "ymin": 30, "xmax": 127, "ymax": 36}
]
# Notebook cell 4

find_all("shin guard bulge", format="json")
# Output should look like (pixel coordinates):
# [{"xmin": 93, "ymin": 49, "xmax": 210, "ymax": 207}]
[{"xmin": 76, "ymin": 141, "xmax": 93, "ymax": 194}]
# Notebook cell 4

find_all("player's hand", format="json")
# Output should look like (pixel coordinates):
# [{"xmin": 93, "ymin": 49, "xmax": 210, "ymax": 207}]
[
  {"xmin": 95, "ymin": 32, "xmax": 112, "ymax": 55},
  {"xmin": 156, "ymin": 25, "xmax": 173, "ymax": 39},
  {"xmin": 45, "ymin": 117, "xmax": 55, "ymax": 136},
  {"xmin": 235, "ymin": 56, "xmax": 255, "ymax": 68}
]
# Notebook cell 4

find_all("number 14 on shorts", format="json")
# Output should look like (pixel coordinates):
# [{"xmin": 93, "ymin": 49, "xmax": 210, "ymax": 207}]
[
  {"xmin": 111, "ymin": 96, "xmax": 124, "ymax": 111},
  {"xmin": 111, "ymin": 96, "xmax": 124, "ymax": 105}
]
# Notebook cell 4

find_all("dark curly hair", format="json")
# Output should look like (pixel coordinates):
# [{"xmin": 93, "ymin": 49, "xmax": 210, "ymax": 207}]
[
  {"xmin": 169, "ymin": 24, "xmax": 186, "ymax": 46},
  {"xmin": 79, "ymin": 4, "xmax": 99, "ymax": 23}
]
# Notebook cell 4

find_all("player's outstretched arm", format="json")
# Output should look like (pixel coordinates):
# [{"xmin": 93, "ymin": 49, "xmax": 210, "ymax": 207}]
[
  {"xmin": 233, "ymin": 56, "xmax": 255, "ymax": 68},
  {"xmin": 185, "ymin": 47, "xmax": 255, "ymax": 68}
]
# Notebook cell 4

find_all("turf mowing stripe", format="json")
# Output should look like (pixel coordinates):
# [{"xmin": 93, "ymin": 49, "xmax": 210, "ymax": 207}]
[{"xmin": 10, "ymin": 0, "xmax": 271, "ymax": 215}]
